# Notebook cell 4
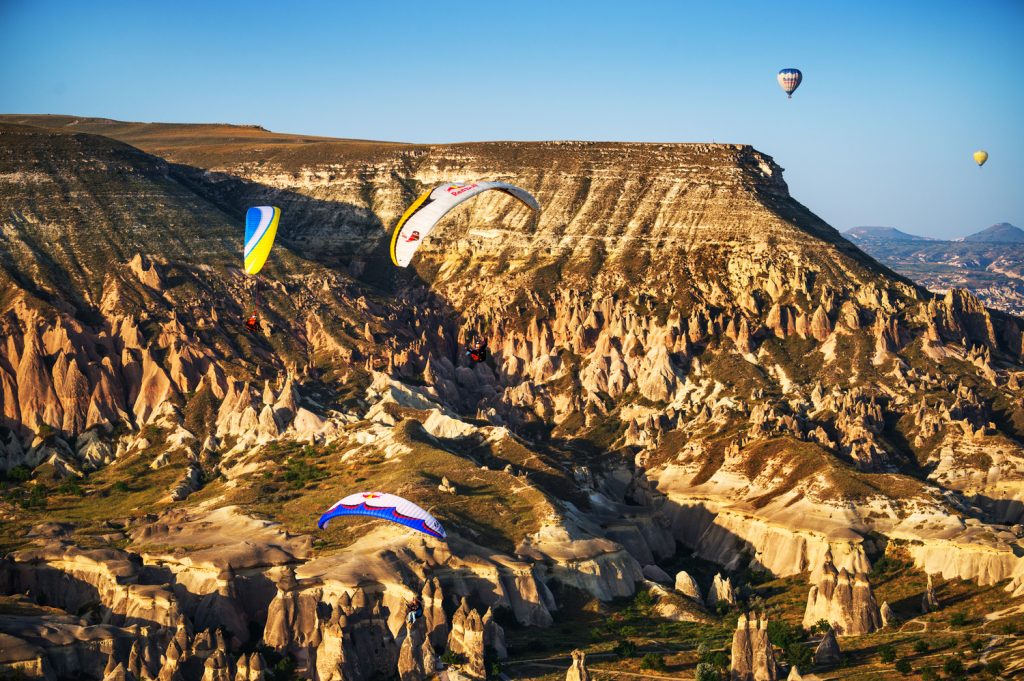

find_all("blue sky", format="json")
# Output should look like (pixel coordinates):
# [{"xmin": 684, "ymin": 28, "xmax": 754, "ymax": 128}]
[{"xmin": 2, "ymin": 0, "xmax": 1021, "ymax": 239}]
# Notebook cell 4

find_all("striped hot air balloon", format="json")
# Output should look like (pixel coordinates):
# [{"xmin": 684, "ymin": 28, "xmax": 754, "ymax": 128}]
[{"xmin": 777, "ymin": 68, "xmax": 803, "ymax": 98}]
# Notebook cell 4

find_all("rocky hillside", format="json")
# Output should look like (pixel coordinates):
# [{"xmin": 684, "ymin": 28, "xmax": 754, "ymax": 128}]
[{"xmin": 2, "ymin": 117, "xmax": 1024, "ymax": 680}]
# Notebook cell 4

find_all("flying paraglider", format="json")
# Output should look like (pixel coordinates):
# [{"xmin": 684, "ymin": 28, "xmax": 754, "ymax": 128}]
[
  {"xmin": 777, "ymin": 68, "xmax": 802, "ymax": 98},
  {"xmin": 243, "ymin": 206, "xmax": 281, "ymax": 333},
  {"xmin": 318, "ymin": 492, "xmax": 447, "ymax": 539},
  {"xmin": 973, "ymin": 150, "xmax": 988, "ymax": 167},
  {"xmin": 390, "ymin": 182, "xmax": 540, "ymax": 267}
]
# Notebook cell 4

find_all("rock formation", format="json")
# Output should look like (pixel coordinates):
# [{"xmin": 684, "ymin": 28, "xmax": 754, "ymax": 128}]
[
  {"xmin": 922, "ymin": 574, "xmax": 940, "ymax": 613},
  {"xmin": 730, "ymin": 613, "xmax": 778, "ymax": 681},
  {"xmin": 802, "ymin": 551, "xmax": 881, "ymax": 635},
  {"xmin": 708, "ymin": 573, "xmax": 737, "ymax": 609},
  {"xmin": 565, "ymin": 649, "xmax": 592, "ymax": 681},
  {"xmin": 813, "ymin": 630, "xmax": 841, "ymax": 666},
  {"xmin": 880, "ymin": 601, "xmax": 897, "ymax": 628},
  {"xmin": 675, "ymin": 570, "xmax": 703, "ymax": 603}
]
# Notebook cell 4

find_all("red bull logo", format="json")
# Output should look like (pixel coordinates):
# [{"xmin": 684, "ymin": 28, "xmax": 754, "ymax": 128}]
[
  {"xmin": 405, "ymin": 230, "xmax": 420, "ymax": 242},
  {"xmin": 446, "ymin": 183, "xmax": 478, "ymax": 197}
]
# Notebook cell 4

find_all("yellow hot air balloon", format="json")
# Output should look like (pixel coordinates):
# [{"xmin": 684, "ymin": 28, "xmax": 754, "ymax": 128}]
[{"xmin": 973, "ymin": 150, "xmax": 988, "ymax": 167}]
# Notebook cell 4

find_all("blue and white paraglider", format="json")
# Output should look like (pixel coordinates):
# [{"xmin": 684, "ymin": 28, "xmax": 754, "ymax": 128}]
[
  {"xmin": 318, "ymin": 492, "xmax": 447, "ymax": 539},
  {"xmin": 777, "ymin": 68, "xmax": 803, "ymax": 98}
]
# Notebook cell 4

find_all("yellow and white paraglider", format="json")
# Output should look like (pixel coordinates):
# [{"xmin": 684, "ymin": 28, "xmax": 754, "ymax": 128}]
[
  {"xmin": 243, "ymin": 206, "xmax": 281, "ymax": 333},
  {"xmin": 390, "ymin": 182, "xmax": 540, "ymax": 267},
  {"xmin": 973, "ymin": 150, "xmax": 988, "ymax": 167}
]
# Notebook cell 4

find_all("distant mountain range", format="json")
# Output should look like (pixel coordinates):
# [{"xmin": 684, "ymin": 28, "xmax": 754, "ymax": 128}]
[
  {"xmin": 962, "ymin": 222, "xmax": 1024, "ymax": 243},
  {"xmin": 844, "ymin": 226, "xmax": 934, "ymax": 242},
  {"xmin": 844, "ymin": 223, "xmax": 1024, "ymax": 315},
  {"xmin": 844, "ymin": 223, "xmax": 1024, "ymax": 243}
]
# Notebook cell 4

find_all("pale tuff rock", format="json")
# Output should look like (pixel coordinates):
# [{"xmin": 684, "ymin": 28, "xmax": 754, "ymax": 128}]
[
  {"xmin": 202, "ymin": 649, "xmax": 232, "ymax": 681},
  {"xmin": 7, "ymin": 543, "xmax": 181, "ymax": 627},
  {"xmin": 234, "ymin": 653, "xmax": 267, "ymax": 681},
  {"xmin": 482, "ymin": 607, "xmax": 508, "ymax": 660},
  {"xmin": 730, "ymin": 613, "xmax": 778, "ymax": 681},
  {"xmin": 802, "ymin": 551, "xmax": 881, "ymax": 635},
  {"xmin": 448, "ymin": 598, "xmax": 487, "ymax": 679},
  {"xmin": 315, "ymin": 608, "xmax": 357, "ymax": 681},
  {"xmin": 708, "ymin": 573, "xmax": 737, "ymax": 609},
  {"xmin": 812, "ymin": 629, "xmax": 841, "ymax": 666},
  {"xmin": 675, "ymin": 570, "xmax": 704, "ymax": 604},
  {"xmin": 922, "ymin": 574, "xmax": 940, "ymax": 613},
  {"xmin": 168, "ymin": 462, "xmax": 203, "ymax": 501},
  {"xmin": 421, "ymin": 576, "xmax": 449, "ymax": 651},
  {"xmin": 397, "ymin": 616, "xmax": 437, "ymax": 681},
  {"xmin": 438, "ymin": 476, "xmax": 457, "ymax": 494},
  {"xmin": 263, "ymin": 566, "xmax": 322, "ymax": 650},
  {"xmin": 786, "ymin": 667, "xmax": 802, "ymax": 680},
  {"xmin": 880, "ymin": 601, "xmax": 897, "ymax": 627},
  {"xmin": 642, "ymin": 564, "xmax": 672, "ymax": 584},
  {"xmin": 565, "ymin": 649, "xmax": 592, "ymax": 681}
]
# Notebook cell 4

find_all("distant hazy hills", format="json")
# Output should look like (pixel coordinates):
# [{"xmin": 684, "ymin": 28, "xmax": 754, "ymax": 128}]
[
  {"xmin": 844, "ymin": 226, "xmax": 933, "ymax": 242},
  {"xmin": 845, "ymin": 223, "xmax": 1023, "ymax": 243},
  {"xmin": 845, "ymin": 223, "xmax": 1024, "ymax": 315},
  {"xmin": 962, "ymin": 222, "xmax": 1024, "ymax": 243}
]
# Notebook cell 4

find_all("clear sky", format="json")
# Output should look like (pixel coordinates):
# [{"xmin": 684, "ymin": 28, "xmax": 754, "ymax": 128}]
[{"xmin": 2, "ymin": 0, "xmax": 1021, "ymax": 239}]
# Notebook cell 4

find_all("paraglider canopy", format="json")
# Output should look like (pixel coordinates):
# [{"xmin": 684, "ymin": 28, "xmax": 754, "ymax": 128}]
[
  {"xmin": 390, "ymin": 182, "xmax": 540, "ymax": 267},
  {"xmin": 973, "ymin": 150, "xmax": 988, "ymax": 167},
  {"xmin": 318, "ymin": 492, "xmax": 447, "ymax": 539},
  {"xmin": 777, "ymin": 68, "xmax": 802, "ymax": 98},
  {"xmin": 244, "ymin": 206, "xmax": 281, "ymax": 275}
]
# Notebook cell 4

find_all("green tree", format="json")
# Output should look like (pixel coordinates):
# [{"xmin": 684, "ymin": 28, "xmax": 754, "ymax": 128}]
[
  {"xmin": 985, "ymin": 660, "xmax": 1005, "ymax": 676},
  {"xmin": 640, "ymin": 653, "xmax": 667, "ymax": 671},
  {"xmin": 614, "ymin": 640, "xmax": 638, "ymax": 658},
  {"xmin": 695, "ymin": 663, "xmax": 722, "ymax": 681},
  {"xmin": 943, "ymin": 657, "xmax": 964, "ymax": 676},
  {"xmin": 949, "ymin": 612, "xmax": 969, "ymax": 626},
  {"xmin": 913, "ymin": 640, "xmax": 930, "ymax": 654},
  {"xmin": 879, "ymin": 644, "xmax": 897, "ymax": 664},
  {"xmin": 895, "ymin": 658, "xmax": 912, "ymax": 675}
]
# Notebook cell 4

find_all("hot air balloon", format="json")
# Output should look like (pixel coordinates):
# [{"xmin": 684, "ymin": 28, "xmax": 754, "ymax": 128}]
[
  {"xmin": 390, "ymin": 182, "xmax": 540, "ymax": 267},
  {"xmin": 973, "ymin": 150, "xmax": 988, "ymax": 167},
  {"xmin": 777, "ymin": 68, "xmax": 802, "ymax": 98},
  {"xmin": 318, "ymin": 492, "xmax": 447, "ymax": 539}
]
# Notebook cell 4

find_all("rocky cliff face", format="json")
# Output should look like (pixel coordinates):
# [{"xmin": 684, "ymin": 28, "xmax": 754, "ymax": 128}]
[{"xmin": 2, "ymin": 116, "xmax": 1024, "ymax": 679}]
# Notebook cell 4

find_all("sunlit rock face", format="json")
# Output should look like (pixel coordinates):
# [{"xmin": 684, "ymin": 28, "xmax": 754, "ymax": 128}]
[{"xmin": 1, "ymin": 116, "xmax": 1024, "ymax": 680}]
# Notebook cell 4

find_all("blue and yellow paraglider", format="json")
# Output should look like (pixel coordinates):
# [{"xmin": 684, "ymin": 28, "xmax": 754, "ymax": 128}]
[
  {"xmin": 243, "ymin": 206, "xmax": 280, "ymax": 333},
  {"xmin": 777, "ymin": 68, "xmax": 802, "ymax": 98}
]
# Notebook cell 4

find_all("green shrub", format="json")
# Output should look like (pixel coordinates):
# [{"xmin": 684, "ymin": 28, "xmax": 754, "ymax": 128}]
[
  {"xmin": 810, "ymin": 618, "xmax": 832, "ymax": 634},
  {"xmin": 913, "ymin": 640, "xmax": 930, "ymax": 654},
  {"xmin": 20, "ymin": 485, "xmax": 46, "ymax": 509},
  {"xmin": 633, "ymin": 589, "xmax": 655, "ymax": 607},
  {"xmin": 614, "ymin": 640, "xmax": 638, "ymax": 658},
  {"xmin": 441, "ymin": 650, "xmax": 464, "ymax": 666},
  {"xmin": 943, "ymin": 657, "xmax": 964, "ymax": 675},
  {"xmin": 112, "ymin": 480, "xmax": 130, "ymax": 493},
  {"xmin": 949, "ymin": 612, "xmax": 968, "ymax": 626},
  {"xmin": 786, "ymin": 643, "xmax": 813, "ymax": 669},
  {"xmin": 985, "ymin": 660, "xmax": 1005, "ymax": 676},
  {"xmin": 640, "ymin": 653, "xmax": 667, "ymax": 671},
  {"xmin": 57, "ymin": 477, "xmax": 84, "ymax": 496},
  {"xmin": 695, "ymin": 663, "xmax": 722, "ymax": 681},
  {"xmin": 767, "ymin": 620, "xmax": 803, "ymax": 650},
  {"xmin": 879, "ymin": 644, "xmax": 897, "ymax": 664},
  {"xmin": 920, "ymin": 669, "xmax": 938, "ymax": 681},
  {"xmin": 895, "ymin": 658, "xmax": 912, "ymax": 675},
  {"xmin": 6, "ymin": 466, "xmax": 32, "ymax": 482}
]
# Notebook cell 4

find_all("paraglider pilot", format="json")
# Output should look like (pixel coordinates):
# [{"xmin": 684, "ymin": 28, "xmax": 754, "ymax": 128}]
[
  {"xmin": 467, "ymin": 336, "xmax": 488, "ymax": 364},
  {"xmin": 407, "ymin": 596, "xmax": 424, "ymax": 624},
  {"xmin": 245, "ymin": 312, "xmax": 260, "ymax": 333}
]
